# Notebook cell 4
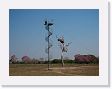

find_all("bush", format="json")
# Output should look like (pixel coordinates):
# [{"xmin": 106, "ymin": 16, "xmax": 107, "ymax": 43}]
[
  {"xmin": 51, "ymin": 59, "xmax": 61, "ymax": 64},
  {"xmin": 64, "ymin": 59, "xmax": 75, "ymax": 64}
]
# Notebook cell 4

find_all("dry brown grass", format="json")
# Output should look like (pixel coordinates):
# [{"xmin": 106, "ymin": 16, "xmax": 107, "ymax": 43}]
[{"xmin": 9, "ymin": 64, "xmax": 99, "ymax": 76}]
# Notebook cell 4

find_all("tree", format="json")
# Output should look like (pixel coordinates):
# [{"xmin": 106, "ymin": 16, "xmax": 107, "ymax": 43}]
[{"xmin": 9, "ymin": 55, "xmax": 17, "ymax": 64}]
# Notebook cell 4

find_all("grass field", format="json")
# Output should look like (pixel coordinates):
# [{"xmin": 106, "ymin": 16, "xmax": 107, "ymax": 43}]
[{"xmin": 9, "ymin": 64, "xmax": 99, "ymax": 76}]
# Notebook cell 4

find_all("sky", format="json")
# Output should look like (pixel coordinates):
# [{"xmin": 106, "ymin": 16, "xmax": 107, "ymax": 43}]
[{"xmin": 9, "ymin": 9, "xmax": 99, "ymax": 60}]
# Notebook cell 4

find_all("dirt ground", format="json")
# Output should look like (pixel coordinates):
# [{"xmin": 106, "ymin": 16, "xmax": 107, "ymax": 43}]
[{"xmin": 9, "ymin": 64, "xmax": 99, "ymax": 76}]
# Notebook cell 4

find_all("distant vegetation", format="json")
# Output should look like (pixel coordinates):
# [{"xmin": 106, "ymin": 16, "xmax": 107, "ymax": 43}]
[{"xmin": 9, "ymin": 54, "xmax": 99, "ymax": 64}]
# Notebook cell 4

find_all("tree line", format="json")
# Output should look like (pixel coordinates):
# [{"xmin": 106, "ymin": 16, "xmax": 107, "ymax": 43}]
[{"xmin": 9, "ymin": 55, "xmax": 99, "ymax": 64}]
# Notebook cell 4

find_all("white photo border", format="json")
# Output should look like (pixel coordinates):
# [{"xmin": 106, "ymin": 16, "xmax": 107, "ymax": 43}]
[{"xmin": 0, "ymin": 0, "xmax": 109, "ymax": 86}]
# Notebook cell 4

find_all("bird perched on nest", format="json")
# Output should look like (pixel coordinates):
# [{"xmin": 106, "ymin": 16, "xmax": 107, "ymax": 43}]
[
  {"xmin": 57, "ymin": 36, "xmax": 64, "ymax": 44},
  {"xmin": 44, "ymin": 20, "xmax": 53, "ymax": 26}
]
